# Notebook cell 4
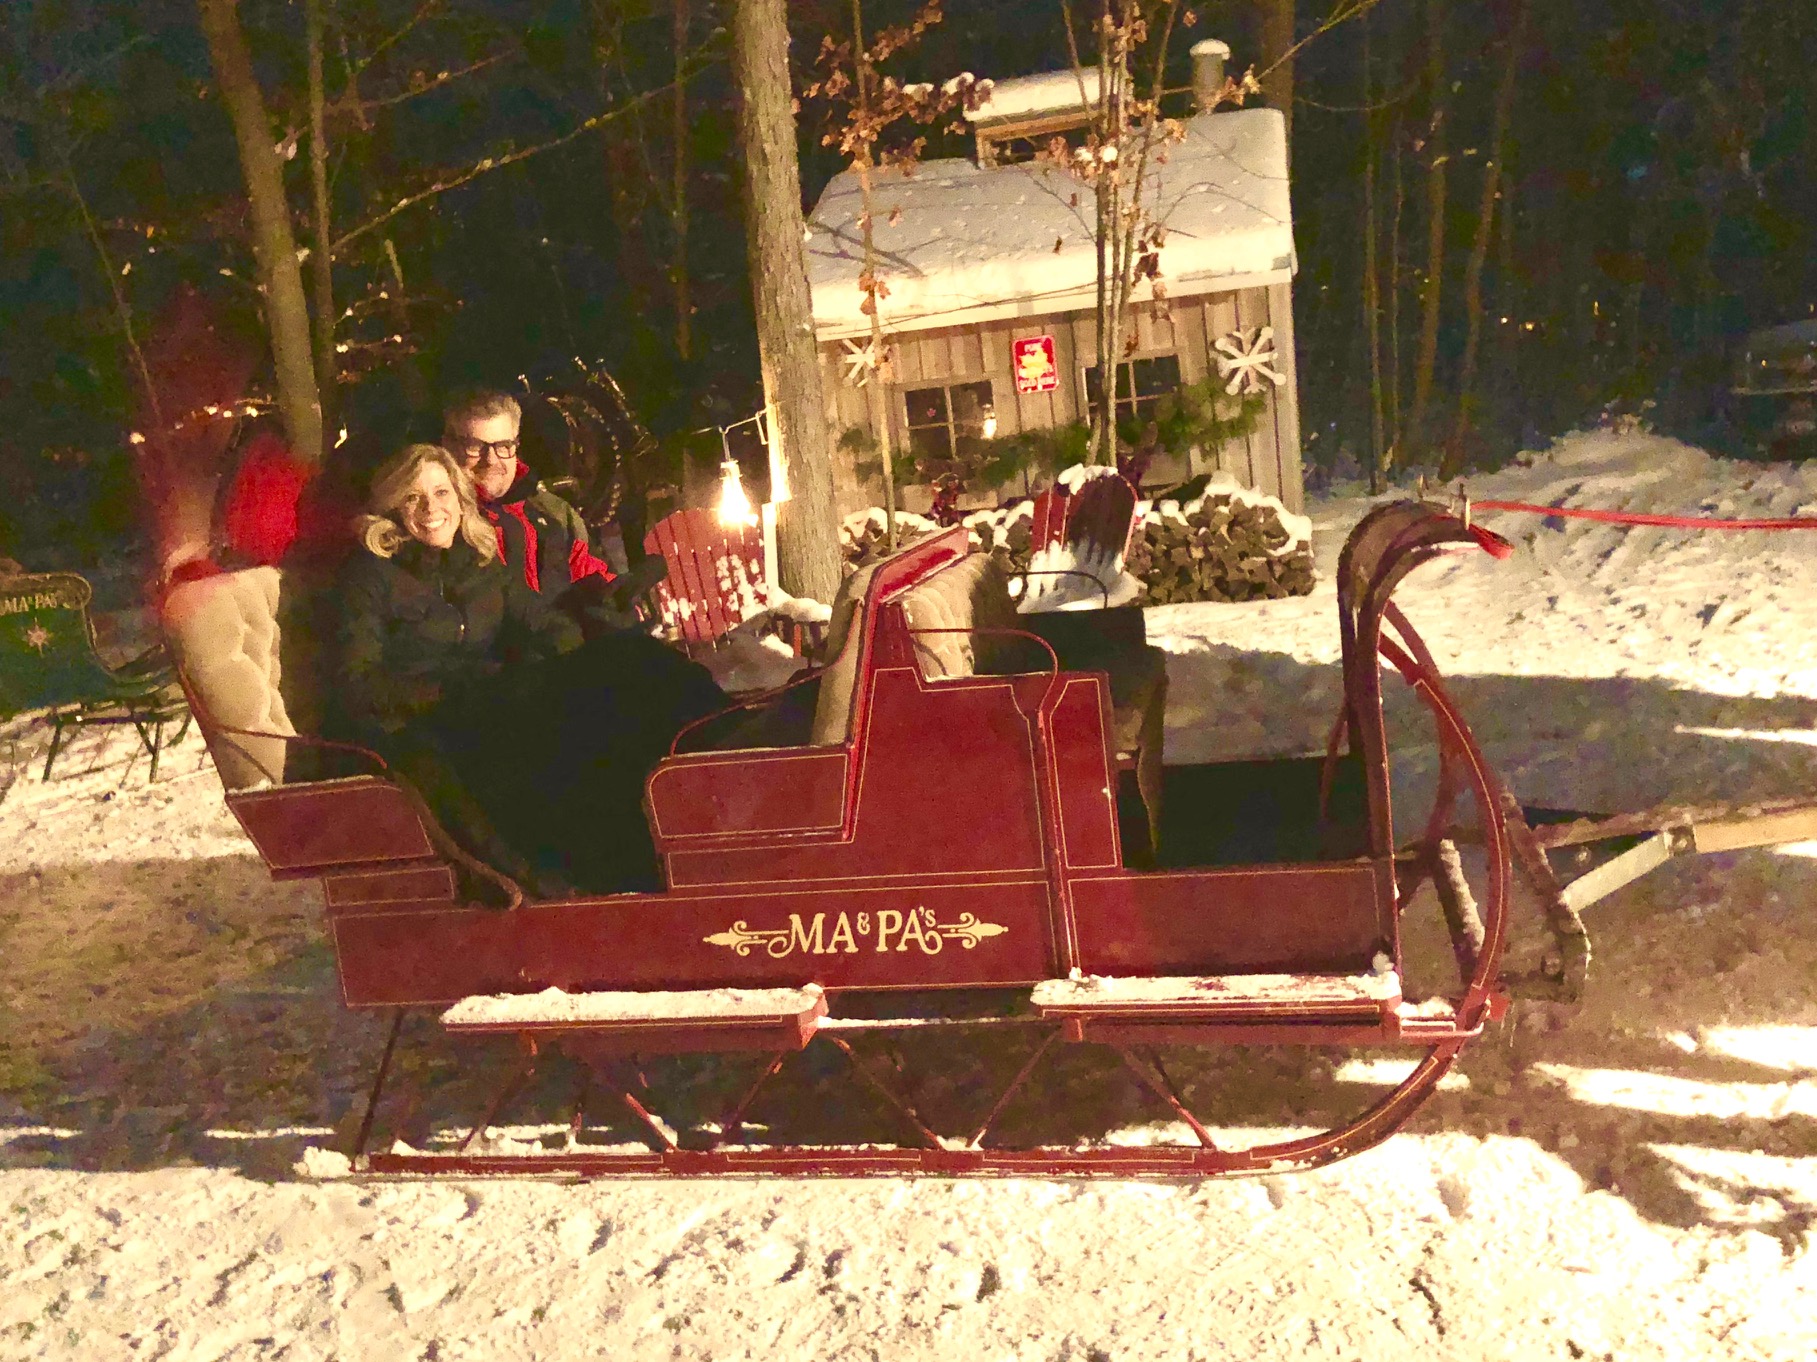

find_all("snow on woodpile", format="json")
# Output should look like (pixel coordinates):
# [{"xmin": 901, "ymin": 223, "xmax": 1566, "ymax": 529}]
[
  {"xmin": 839, "ymin": 507, "xmax": 945, "ymax": 569},
  {"xmin": 807, "ymin": 107, "xmax": 1292, "ymax": 337},
  {"xmin": 966, "ymin": 501, "xmax": 1036, "ymax": 577},
  {"xmin": 441, "ymin": 984, "xmax": 824, "ymax": 1027},
  {"xmin": 837, "ymin": 475, "xmax": 1313, "ymax": 603},
  {"xmin": 1053, "ymin": 462, "xmax": 1125, "ymax": 494}
]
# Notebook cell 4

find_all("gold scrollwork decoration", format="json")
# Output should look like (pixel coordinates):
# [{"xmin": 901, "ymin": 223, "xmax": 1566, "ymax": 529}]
[
  {"xmin": 935, "ymin": 912, "xmax": 1009, "ymax": 949},
  {"xmin": 701, "ymin": 921, "xmax": 793, "ymax": 958}
]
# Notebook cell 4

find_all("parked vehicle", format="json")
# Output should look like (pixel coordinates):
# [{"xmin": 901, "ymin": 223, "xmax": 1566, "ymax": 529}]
[{"xmin": 1731, "ymin": 318, "xmax": 1817, "ymax": 456}]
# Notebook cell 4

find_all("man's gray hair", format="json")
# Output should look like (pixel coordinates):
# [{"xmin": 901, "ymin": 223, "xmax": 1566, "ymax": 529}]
[{"xmin": 443, "ymin": 388, "xmax": 522, "ymax": 436}]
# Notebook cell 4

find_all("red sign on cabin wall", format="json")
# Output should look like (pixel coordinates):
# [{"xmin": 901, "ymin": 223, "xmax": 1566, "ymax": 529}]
[{"xmin": 1013, "ymin": 335, "xmax": 1060, "ymax": 395}]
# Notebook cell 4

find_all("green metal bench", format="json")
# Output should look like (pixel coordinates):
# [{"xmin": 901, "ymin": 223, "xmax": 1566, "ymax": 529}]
[{"xmin": 0, "ymin": 568, "xmax": 190, "ymax": 781}]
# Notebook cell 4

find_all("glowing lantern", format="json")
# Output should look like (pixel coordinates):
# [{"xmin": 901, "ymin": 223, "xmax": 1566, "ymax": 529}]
[{"xmin": 717, "ymin": 458, "xmax": 756, "ymax": 527}]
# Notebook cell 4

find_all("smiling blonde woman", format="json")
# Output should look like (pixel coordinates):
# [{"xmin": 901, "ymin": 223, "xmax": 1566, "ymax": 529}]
[{"xmin": 356, "ymin": 443, "xmax": 499, "ymax": 561}]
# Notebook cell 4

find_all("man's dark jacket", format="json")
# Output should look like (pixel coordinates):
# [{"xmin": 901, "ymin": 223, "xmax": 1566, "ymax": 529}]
[{"xmin": 481, "ymin": 462, "xmax": 616, "ymax": 598}]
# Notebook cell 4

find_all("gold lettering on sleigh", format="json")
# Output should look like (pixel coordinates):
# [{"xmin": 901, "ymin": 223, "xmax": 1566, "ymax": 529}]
[{"xmin": 704, "ymin": 908, "xmax": 1007, "ymax": 959}]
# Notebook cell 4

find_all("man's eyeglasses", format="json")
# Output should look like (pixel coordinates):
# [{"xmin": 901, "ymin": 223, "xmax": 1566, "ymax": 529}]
[{"xmin": 453, "ymin": 438, "xmax": 520, "ymax": 466}]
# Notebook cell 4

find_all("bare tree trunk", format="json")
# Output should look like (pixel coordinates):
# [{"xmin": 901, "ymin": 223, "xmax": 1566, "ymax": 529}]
[
  {"xmin": 1386, "ymin": 119, "xmax": 1405, "ymax": 457},
  {"xmin": 1063, "ymin": 0, "xmax": 1120, "ymax": 467},
  {"xmin": 850, "ymin": 0, "xmax": 900, "ymax": 543},
  {"xmin": 604, "ymin": 132, "xmax": 660, "ymax": 322},
  {"xmin": 197, "ymin": 0, "xmax": 323, "ymax": 464},
  {"xmin": 305, "ymin": 0, "xmax": 337, "ymax": 437},
  {"xmin": 732, "ymin": 0, "xmax": 841, "ymax": 601},
  {"xmin": 1362, "ymin": 14, "xmax": 1385, "ymax": 492},
  {"xmin": 1407, "ymin": 0, "xmax": 1447, "ymax": 461},
  {"xmin": 1105, "ymin": 0, "xmax": 1181, "ymax": 472},
  {"xmin": 1257, "ymin": 0, "xmax": 1295, "ymax": 163},
  {"xmin": 1069, "ymin": 0, "xmax": 1180, "ymax": 469},
  {"xmin": 671, "ymin": 0, "xmax": 693, "ymax": 361},
  {"xmin": 1442, "ymin": 0, "xmax": 1527, "ymax": 477},
  {"xmin": 1099, "ymin": 0, "xmax": 1128, "ymax": 468}
]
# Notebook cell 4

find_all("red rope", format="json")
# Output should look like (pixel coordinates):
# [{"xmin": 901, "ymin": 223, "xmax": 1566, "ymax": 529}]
[{"xmin": 1473, "ymin": 499, "xmax": 1817, "ymax": 532}]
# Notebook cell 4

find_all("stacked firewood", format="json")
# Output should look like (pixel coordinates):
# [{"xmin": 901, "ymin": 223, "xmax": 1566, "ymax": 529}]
[
  {"xmin": 839, "ymin": 488, "xmax": 1315, "ymax": 603},
  {"xmin": 1124, "ymin": 490, "xmax": 1316, "ymax": 604},
  {"xmin": 963, "ymin": 504, "xmax": 1033, "ymax": 578}
]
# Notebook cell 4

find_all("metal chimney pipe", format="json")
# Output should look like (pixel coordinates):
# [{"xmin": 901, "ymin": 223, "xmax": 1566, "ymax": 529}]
[{"xmin": 1190, "ymin": 38, "xmax": 1231, "ymax": 113}]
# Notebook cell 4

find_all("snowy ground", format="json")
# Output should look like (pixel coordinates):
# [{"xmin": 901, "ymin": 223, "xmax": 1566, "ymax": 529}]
[{"xmin": 3, "ymin": 429, "xmax": 1815, "ymax": 1360}]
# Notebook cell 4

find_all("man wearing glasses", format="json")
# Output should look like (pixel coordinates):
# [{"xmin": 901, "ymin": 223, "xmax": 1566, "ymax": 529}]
[{"xmin": 443, "ymin": 389, "xmax": 617, "ymax": 598}]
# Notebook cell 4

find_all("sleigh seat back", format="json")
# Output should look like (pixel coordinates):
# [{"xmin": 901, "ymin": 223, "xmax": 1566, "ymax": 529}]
[
  {"xmin": 161, "ymin": 566, "xmax": 453, "ymax": 883},
  {"xmin": 807, "ymin": 546, "xmax": 1016, "ymax": 747},
  {"xmin": 648, "ymin": 528, "xmax": 1165, "ymax": 870},
  {"xmin": 162, "ymin": 566, "xmax": 294, "ymax": 790}
]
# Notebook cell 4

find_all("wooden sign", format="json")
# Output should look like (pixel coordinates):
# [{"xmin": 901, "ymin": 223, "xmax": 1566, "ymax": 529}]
[{"xmin": 1013, "ymin": 335, "xmax": 1060, "ymax": 395}]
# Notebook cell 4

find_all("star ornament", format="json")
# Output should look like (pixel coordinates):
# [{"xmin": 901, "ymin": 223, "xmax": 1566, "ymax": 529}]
[{"xmin": 23, "ymin": 621, "xmax": 52, "ymax": 653}]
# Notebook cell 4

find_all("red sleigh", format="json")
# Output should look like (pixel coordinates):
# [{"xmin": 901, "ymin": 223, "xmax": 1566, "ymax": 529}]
[{"xmin": 159, "ymin": 504, "xmax": 1550, "ymax": 1177}]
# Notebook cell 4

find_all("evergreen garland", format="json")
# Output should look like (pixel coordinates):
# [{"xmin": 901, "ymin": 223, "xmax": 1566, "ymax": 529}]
[{"xmin": 839, "ymin": 377, "xmax": 1267, "ymax": 504}]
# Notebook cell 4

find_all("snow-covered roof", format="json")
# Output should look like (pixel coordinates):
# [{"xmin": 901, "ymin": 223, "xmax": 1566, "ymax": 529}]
[
  {"xmin": 962, "ymin": 68, "xmax": 1101, "ymax": 124},
  {"xmin": 807, "ymin": 107, "xmax": 1293, "ymax": 340}
]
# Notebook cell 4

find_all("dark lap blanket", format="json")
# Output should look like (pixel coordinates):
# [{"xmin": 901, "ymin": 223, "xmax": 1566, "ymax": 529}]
[{"xmin": 447, "ymin": 632, "xmax": 729, "ymax": 895}]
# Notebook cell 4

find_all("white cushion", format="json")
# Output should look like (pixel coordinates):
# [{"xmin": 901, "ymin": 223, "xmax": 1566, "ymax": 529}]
[{"xmin": 162, "ymin": 568, "xmax": 293, "ymax": 789}]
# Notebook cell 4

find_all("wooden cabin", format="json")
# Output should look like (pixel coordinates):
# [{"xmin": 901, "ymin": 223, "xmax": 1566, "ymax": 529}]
[{"xmin": 805, "ymin": 45, "xmax": 1304, "ymax": 515}]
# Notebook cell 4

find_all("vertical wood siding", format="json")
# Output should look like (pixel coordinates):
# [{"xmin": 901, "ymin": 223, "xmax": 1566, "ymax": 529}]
[{"xmin": 820, "ymin": 285, "xmax": 1303, "ymax": 512}]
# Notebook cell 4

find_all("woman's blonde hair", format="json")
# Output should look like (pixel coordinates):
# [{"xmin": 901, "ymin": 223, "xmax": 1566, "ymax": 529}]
[{"xmin": 357, "ymin": 443, "xmax": 499, "ymax": 561}]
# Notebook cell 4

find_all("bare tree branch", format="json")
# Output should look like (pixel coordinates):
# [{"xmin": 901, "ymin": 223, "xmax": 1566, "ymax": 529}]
[
  {"xmin": 1251, "ymin": 0, "xmax": 1384, "ymax": 85},
  {"xmin": 1294, "ymin": 77, "xmax": 1420, "ymax": 114},
  {"xmin": 349, "ymin": 0, "xmax": 443, "ymax": 80},
  {"xmin": 32, "ymin": 35, "xmax": 153, "ymax": 99},
  {"xmin": 306, "ymin": 0, "xmax": 338, "ymax": 425},
  {"xmin": 331, "ymin": 60, "xmax": 715, "ymax": 255},
  {"xmin": 349, "ymin": 52, "xmax": 511, "ymax": 114},
  {"xmin": 63, "ymin": 164, "xmax": 163, "ymax": 430}
]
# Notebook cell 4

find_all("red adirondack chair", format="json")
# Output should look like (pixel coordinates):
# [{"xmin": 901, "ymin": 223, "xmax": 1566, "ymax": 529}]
[{"xmin": 642, "ymin": 508, "xmax": 768, "ymax": 648}]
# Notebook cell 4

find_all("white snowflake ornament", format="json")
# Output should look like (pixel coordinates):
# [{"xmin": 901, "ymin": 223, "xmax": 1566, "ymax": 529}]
[
  {"xmin": 1213, "ymin": 325, "xmax": 1285, "ymax": 396},
  {"xmin": 840, "ymin": 338, "xmax": 883, "ymax": 388}
]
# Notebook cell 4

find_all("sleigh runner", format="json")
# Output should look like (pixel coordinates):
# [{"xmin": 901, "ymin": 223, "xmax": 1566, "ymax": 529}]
[{"xmin": 160, "ymin": 502, "xmax": 1817, "ymax": 1178}]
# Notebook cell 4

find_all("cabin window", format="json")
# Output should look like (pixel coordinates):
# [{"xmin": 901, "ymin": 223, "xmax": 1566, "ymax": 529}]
[
  {"xmin": 981, "ymin": 124, "xmax": 1093, "ymax": 167},
  {"xmin": 1084, "ymin": 353, "xmax": 1183, "ymax": 425},
  {"xmin": 903, "ymin": 380, "xmax": 996, "ymax": 464}
]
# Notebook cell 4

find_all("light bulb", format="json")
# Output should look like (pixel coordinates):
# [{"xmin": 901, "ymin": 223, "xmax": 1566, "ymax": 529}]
[
  {"xmin": 717, "ymin": 458, "xmax": 755, "ymax": 527},
  {"xmin": 981, "ymin": 409, "xmax": 998, "ymax": 440}
]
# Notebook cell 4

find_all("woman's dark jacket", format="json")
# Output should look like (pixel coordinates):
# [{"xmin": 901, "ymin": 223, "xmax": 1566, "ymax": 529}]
[
  {"xmin": 329, "ymin": 532, "xmax": 727, "ymax": 895},
  {"xmin": 335, "ymin": 535, "xmax": 582, "ymax": 743}
]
